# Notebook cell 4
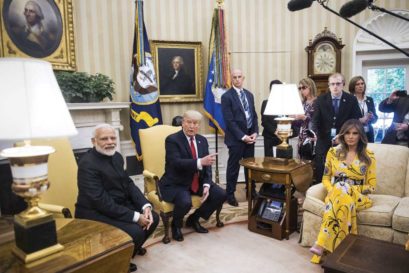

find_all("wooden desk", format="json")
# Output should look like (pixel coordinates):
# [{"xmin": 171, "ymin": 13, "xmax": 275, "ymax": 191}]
[
  {"xmin": 0, "ymin": 218, "xmax": 134, "ymax": 273},
  {"xmin": 322, "ymin": 235, "xmax": 409, "ymax": 273},
  {"xmin": 240, "ymin": 157, "xmax": 313, "ymax": 240}
]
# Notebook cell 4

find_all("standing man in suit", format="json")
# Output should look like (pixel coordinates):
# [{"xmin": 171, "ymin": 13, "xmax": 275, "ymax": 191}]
[
  {"xmin": 159, "ymin": 110, "xmax": 227, "ymax": 242},
  {"xmin": 76, "ymin": 124, "xmax": 159, "ymax": 272},
  {"xmin": 379, "ymin": 90, "xmax": 409, "ymax": 147},
  {"xmin": 221, "ymin": 69, "xmax": 259, "ymax": 207},
  {"xmin": 312, "ymin": 73, "xmax": 362, "ymax": 184}
]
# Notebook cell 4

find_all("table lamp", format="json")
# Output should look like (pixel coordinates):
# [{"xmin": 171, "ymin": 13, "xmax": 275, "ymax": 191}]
[
  {"xmin": 0, "ymin": 58, "xmax": 77, "ymax": 263},
  {"xmin": 263, "ymin": 84, "xmax": 304, "ymax": 160}
]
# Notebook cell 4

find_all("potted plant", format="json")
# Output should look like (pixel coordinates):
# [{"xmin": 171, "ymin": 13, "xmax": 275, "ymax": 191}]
[{"xmin": 55, "ymin": 71, "xmax": 115, "ymax": 103}]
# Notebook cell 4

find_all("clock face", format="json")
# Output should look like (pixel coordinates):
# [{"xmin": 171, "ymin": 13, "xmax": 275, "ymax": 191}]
[{"xmin": 313, "ymin": 43, "xmax": 336, "ymax": 74}]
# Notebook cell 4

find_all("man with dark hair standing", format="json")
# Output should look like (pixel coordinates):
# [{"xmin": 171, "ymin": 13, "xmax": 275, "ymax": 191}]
[
  {"xmin": 221, "ymin": 69, "xmax": 258, "ymax": 207},
  {"xmin": 76, "ymin": 124, "xmax": 159, "ymax": 272},
  {"xmin": 312, "ymin": 73, "xmax": 362, "ymax": 184},
  {"xmin": 159, "ymin": 110, "xmax": 226, "ymax": 242}
]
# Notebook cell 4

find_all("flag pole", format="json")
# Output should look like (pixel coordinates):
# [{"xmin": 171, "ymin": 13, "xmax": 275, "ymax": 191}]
[{"xmin": 215, "ymin": 127, "xmax": 220, "ymax": 184}]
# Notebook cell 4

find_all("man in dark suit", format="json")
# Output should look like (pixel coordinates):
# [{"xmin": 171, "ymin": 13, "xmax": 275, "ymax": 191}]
[
  {"xmin": 379, "ymin": 90, "xmax": 409, "ymax": 147},
  {"xmin": 159, "ymin": 110, "xmax": 227, "ymax": 242},
  {"xmin": 221, "ymin": 69, "xmax": 258, "ymax": 206},
  {"xmin": 312, "ymin": 73, "xmax": 362, "ymax": 183},
  {"xmin": 76, "ymin": 124, "xmax": 159, "ymax": 272}
]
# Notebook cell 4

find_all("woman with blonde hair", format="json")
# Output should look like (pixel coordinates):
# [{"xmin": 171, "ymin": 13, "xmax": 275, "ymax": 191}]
[
  {"xmin": 309, "ymin": 119, "xmax": 376, "ymax": 263},
  {"xmin": 293, "ymin": 77, "xmax": 317, "ymax": 159}
]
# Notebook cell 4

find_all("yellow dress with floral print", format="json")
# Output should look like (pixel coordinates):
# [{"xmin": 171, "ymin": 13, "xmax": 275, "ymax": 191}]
[{"xmin": 311, "ymin": 147, "xmax": 376, "ymax": 264}]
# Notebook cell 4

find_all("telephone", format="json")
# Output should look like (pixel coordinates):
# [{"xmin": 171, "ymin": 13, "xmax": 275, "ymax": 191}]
[{"xmin": 258, "ymin": 199, "xmax": 283, "ymax": 222}]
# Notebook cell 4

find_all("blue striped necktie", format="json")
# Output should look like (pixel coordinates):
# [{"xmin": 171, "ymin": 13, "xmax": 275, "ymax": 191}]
[
  {"xmin": 333, "ymin": 98, "xmax": 340, "ymax": 115},
  {"xmin": 240, "ymin": 90, "xmax": 252, "ymax": 128}
]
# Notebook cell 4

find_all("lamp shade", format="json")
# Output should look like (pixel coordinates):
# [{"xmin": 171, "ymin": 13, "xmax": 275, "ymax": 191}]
[
  {"xmin": 0, "ymin": 58, "xmax": 77, "ymax": 140},
  {"xmin": 263, "ymin": 84, "xmax": 304, "ymax": 116}
]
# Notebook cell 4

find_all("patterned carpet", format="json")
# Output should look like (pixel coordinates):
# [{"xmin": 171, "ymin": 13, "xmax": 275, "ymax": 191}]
[{"xmin": 144, "ymin": 202, "xmax": 248, "ymax": 246}]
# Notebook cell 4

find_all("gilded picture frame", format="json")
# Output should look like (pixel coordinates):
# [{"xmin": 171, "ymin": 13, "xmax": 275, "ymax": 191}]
[
  {"xmin": 150, "ymin": 40, "xmax": 203, "ymax": 103},
  {"xmin": 0, "ymin": 0, "xmax": 76, "ymax": 71}
]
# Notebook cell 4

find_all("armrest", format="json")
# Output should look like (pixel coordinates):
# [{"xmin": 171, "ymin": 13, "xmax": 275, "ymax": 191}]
[
  {"xmin": 142, "ymin": 170, "xmax": 163, "ymax": 201},
  {"xmin": 38, "ymin": 203, "xmax": 72, "ymax": 218},
  {"xmin": 306, "ymin": 183, "xmax": 327, "ymax": 201}
]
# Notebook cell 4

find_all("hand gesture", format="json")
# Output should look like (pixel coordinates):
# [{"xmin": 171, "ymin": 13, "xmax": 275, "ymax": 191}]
[{"xmin": 200, "ymin": 153, "xmax": 218, "ymax": 166}]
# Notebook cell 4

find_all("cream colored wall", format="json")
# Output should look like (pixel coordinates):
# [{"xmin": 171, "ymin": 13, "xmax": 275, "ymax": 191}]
[{"xmin": 72, "ymin": 0, "xmax": 409, "ymax": 137}]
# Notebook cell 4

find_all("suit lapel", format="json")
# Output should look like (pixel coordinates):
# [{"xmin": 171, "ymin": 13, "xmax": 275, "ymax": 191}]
[
  {"xmin": 338, "ymin": 92, "xmax": 348, "ymax": 118},
  {"xmin": 231, "ymin": 88, "xmax": 246, "ymax": 115},
  {"xmin": 178, "ymin": 130, "xmax": 193, "ymax": 158}
]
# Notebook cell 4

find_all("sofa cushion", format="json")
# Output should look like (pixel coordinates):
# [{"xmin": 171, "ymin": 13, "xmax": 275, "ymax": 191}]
[
  {"xmin": 357, "ymin": 194, "xmax": 400, "ymax": 227},
  {"xmin": 302, "ymin": 195, "xmax": 325, "ymax": 217},
  {"xmin": 368, "ymin": 143, "xmax": 407, "ymax": 197},
  {"xmin": 392, "ymin": 196, "xmax": 409, "ymax": 232}
]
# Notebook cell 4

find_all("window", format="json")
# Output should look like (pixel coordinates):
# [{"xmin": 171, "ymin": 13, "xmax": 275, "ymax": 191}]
[{"xmin": 363, "ymin": 64, "xmax": 408, "ymax": 142}]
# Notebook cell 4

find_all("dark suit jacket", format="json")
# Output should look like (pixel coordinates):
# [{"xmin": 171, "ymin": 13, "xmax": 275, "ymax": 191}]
[
  {"xmin": 260, "ymin": 99, "xmax": 281, "ymax": 146},
  {"xmin": 312, "ymin": 91, "xmax": 362, "ymax": 153},
  {"xmin": 221, "ymin": 88, "xmax": 259, "ymax": 146},
  {"xmin": 379, "ymin": 96, "xmax": 409, "ymax": 146},
  {"xmin": 75, "ymin": 148, "xmax": 149, "ymax": 223},
  {"xmin": 159, "ymin": 130, "xmax": 213, "ymax": 201}
]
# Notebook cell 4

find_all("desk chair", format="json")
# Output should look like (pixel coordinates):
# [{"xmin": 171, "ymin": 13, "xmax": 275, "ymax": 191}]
[
  {"xmin": 140, "ymin": 125, "xmax": 223, "ymax": 244},
  {"xmin": 32, "ymin": 138, "xmax": 78, "ymax": 218}
]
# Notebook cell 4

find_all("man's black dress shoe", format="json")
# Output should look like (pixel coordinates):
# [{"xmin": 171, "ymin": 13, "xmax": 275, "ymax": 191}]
[
  {"xmin": 135, "ymin": 247, "xmax": 147, "ymax": 256},
  {"xmin": 227, "ymin": 197, "xmax": 239, "ymax": 207},
  {"xmin": 171, "ymin": 225, "xmax": 184, "ymax": 241},
  {"xmin": 129, "ymin": 262, "xmax": 137, "ymax": 272},
  {"xmin": 186, "ymin": 216, "xmax": 208, "ymax": 233}
]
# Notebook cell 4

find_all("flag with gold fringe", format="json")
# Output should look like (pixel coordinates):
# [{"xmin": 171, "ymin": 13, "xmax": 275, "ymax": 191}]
[
  {"xmin": 130, "ymin": 0, "xmax": 162, "ymax": 160},
  {"xmin": 203, "ymin": 3, "xmax": 231, "ymax": 135}
]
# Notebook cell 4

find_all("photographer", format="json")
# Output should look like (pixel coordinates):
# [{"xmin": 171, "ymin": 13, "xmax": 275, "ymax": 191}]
[{"xmin": 379, "ymin": 90, "xmax": 409, "ymax": 147}]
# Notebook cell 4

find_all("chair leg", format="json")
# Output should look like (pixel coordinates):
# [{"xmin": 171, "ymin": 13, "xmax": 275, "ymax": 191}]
[
  {"xmin": 160, "ymin": 212, "xmax": 171, "ymax": 244},
  {"xmin": 215, "ymin": 205, "xmax": 224, "ymax": 227}
]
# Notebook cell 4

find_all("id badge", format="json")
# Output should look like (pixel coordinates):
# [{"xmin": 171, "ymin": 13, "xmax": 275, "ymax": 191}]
[{"xmin": 331, "ymin": 128, "xmax": 336, "ymax": 138}]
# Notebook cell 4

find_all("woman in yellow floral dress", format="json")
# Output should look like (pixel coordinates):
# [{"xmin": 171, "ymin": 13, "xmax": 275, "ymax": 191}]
[{"xmin": 309, "ymin": 119, "xmax": 376, "ymax": 263}]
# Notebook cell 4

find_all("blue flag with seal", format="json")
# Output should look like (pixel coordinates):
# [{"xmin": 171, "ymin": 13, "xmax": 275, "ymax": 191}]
[
  {"xmin": 203, "ymin": 6, "xmax": 230, "ymax": 135},
  {"xmin": 203, "ymin": 52, "xmax": 226, "ymax": 134},
  {"xmin": 130, "ymin": 0, "xmax": 162, "ymax": 160}
]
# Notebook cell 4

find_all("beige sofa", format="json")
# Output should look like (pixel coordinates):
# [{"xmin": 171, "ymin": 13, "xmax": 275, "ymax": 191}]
[{"xmin": 300, "ymin": 143, "xmax": 409, "ymax": 247}]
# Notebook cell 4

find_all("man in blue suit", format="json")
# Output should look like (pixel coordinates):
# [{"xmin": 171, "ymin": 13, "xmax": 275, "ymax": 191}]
[
  {"xmin": 159, "ymin": 110, "xmax": 227, "ymax": 242},
  {"xmin": 221, "ymin": 69, "xmax": 259, "ymax": 206}
]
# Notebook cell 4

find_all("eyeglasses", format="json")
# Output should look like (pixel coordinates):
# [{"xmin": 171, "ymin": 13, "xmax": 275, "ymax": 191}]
[
  {"xmin": 329, "ymin": 82, "xmax": 343, "ymax": 87},
  {"xmin": 298, "ymin": 86, "xmax": 308, "ymax": 91}
]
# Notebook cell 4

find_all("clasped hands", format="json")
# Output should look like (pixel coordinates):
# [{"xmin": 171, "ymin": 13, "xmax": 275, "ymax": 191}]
[
  {"xmin": 243, "ymin": 133, "xmax": 257, "ymax": 144},
  {"xmin": 138, "ymin": 207, "xmax": 154, "ymax": 230}
]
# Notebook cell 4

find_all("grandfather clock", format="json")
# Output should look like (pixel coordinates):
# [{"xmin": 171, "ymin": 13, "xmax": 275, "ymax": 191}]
[{"xmin": 306, "ymin": 28, "xmax": 344, "ymax": 95}]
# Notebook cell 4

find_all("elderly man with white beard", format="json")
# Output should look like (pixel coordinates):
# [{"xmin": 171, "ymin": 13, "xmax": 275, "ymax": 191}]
[{"xmin": 75, "ymin": 124, "xmax": 158, "ymax": 272}]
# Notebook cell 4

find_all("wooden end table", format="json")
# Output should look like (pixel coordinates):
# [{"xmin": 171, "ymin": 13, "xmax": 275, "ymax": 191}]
[
  {"xmin": 0, "ymin": 218, "xmax": 134, "ymax": 273},
  {"xmin": 240, "ymin": 157, "xmax": 313, "ymax": 240},
  {"xmin": 323, "ymin": 235, "xmax": 409, "ymax": 273}
]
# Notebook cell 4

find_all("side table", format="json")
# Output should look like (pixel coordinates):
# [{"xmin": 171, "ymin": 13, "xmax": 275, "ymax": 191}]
[
  {"xmin": 240, "ymin": 157, "xmax": 313, "ymax": 240},
  {"xmin": 0, "ymin": 218, "xmax": 134, "ymax": 273}
]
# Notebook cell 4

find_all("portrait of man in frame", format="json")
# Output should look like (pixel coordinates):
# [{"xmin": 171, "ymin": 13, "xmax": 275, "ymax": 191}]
[{"xmin": 151, "ymin": 40, "xmax": 203, "ymax": 103}]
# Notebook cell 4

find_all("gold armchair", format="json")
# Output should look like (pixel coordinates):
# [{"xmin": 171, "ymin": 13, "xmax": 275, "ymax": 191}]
[
  {"xmin": 33, "ymin": 138, "xmax": 78, "ymax": 218},
  {"xmin": 139, "ymin": 125, "xmax": 223, "ymax": 244}
]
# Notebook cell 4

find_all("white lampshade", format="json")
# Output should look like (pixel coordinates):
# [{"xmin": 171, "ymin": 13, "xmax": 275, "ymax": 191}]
[
  {"xmin": 263, "ymin": 84, "xmax": 304, "ymax": 116},
  {"xmin": 0, "ymin": 58, "xmax": 77, "ymax": 140}
]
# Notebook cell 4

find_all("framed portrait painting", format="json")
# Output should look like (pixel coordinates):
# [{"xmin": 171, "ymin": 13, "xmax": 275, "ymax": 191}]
[
  {"xmin": 0, "ymin": 0, "xmax": 76, "ymax": 71},
  {"xmin": 150, "ymin": 40, "xmax": 203, "ymax": 103}
]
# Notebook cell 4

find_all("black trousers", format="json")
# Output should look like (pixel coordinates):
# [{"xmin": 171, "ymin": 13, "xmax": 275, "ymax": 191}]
[
  {"xmin": 226, "ymin": 142, "xmax": 255, "ymax": 198},
  {"xmin": 171, "ymin": 184, "xmax": 226, "ymax": 228}
]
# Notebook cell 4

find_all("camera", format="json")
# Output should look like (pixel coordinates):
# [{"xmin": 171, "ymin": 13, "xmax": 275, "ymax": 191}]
[{"xmin": 395, "ymin": 90, "xmax": 407, "ymax": 97}]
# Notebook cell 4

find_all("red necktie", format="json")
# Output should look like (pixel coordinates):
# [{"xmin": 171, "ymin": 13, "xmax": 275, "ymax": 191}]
[{"xmin": 190, "ymin": 137, "xmax": 199, "ymax": 193}]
